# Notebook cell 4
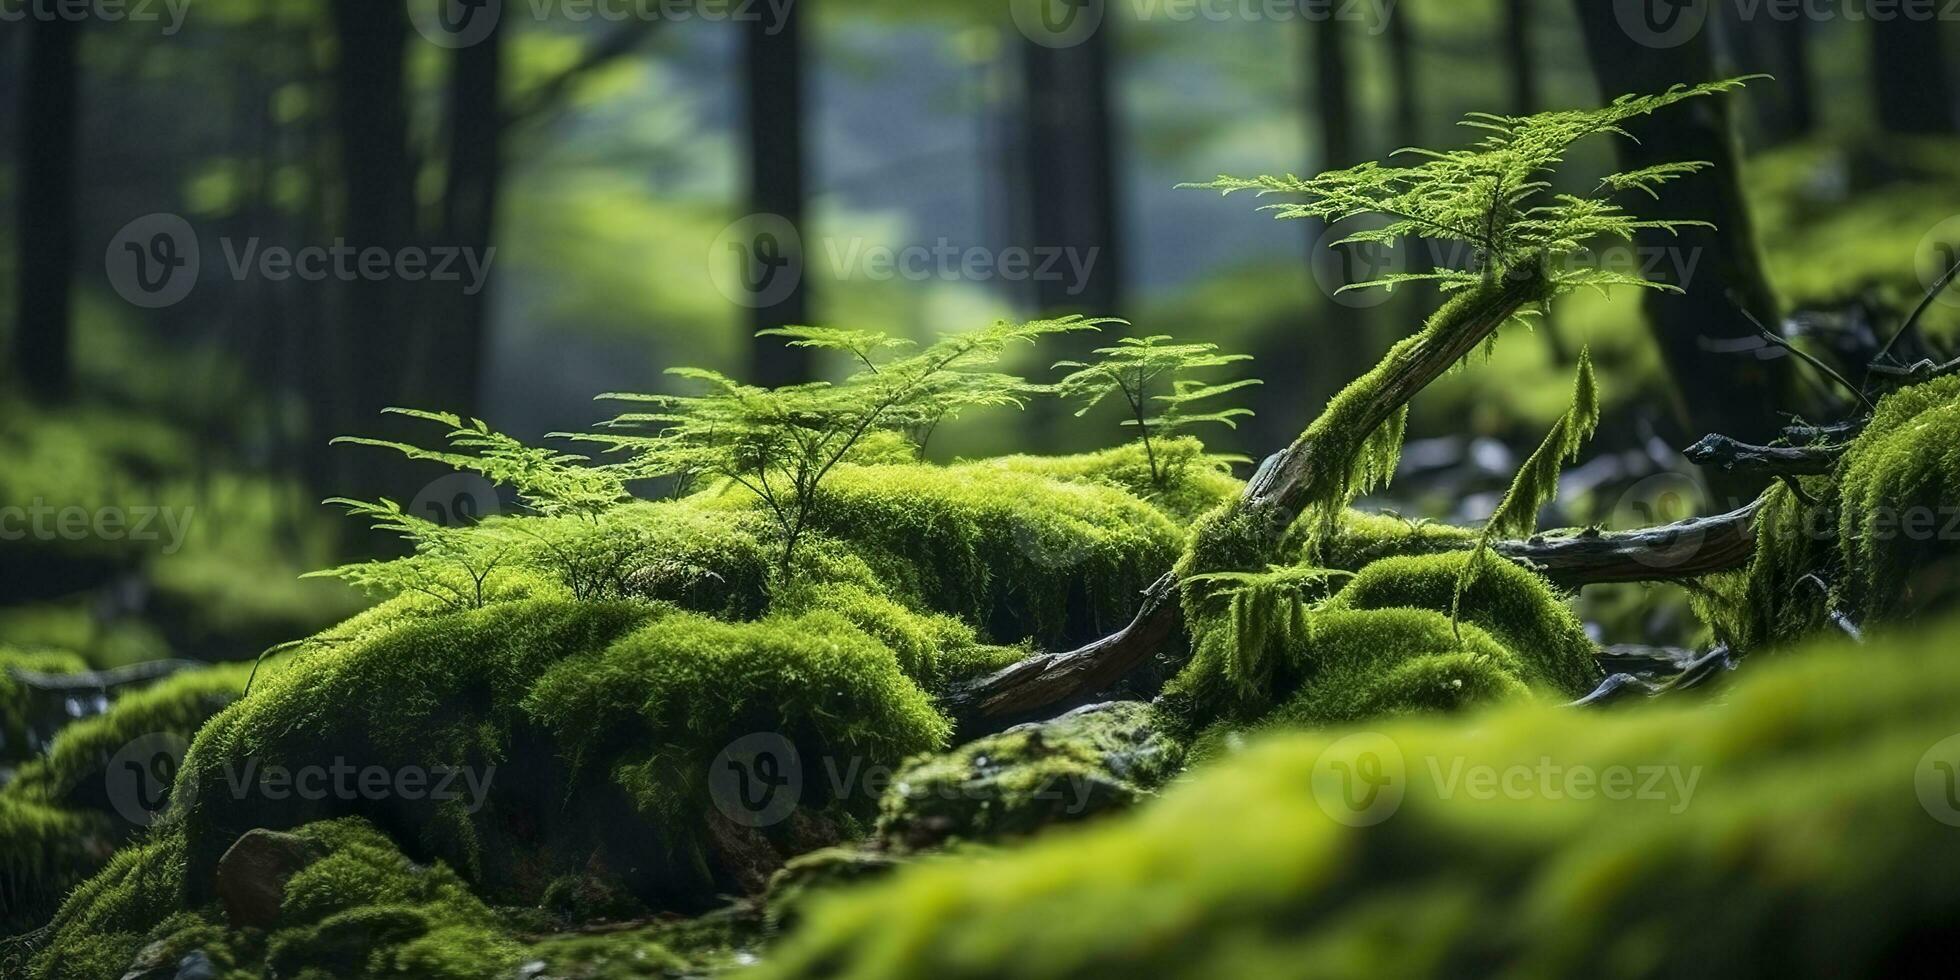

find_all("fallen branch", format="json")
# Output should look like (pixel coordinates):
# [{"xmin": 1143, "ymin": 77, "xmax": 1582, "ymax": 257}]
[
  {"xmin": 5, "ymin": 658, "xmax": 204, "ymax": 695},
  {"xmin": 1492, "ymin": 497, "xmax": 1764, "ymax": 589},
  {"xmin": 944, "ymin": 572, "xmax": 1182, "ymax": 733},
  {"xmin": 1683, "ymin": 433, "xmax": 1840, "ymax": 476}
]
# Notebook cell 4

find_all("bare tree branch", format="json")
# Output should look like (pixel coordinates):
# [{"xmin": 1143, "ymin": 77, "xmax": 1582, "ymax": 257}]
[{"xmin": 1684, "ymin": 433, "xmax": 1840, "ymax": 476}]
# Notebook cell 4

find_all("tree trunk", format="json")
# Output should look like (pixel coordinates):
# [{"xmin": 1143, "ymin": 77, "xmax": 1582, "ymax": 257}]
[
  {"xmin": 1870, "ymin": 17, "xmax": 1955, "ymax": 134},
  {"xmin": 1502, "ymin": 0, "xmax": 1536, "ymax": 115},
  {"xmin": 326, "ymin": 0, "xmax": 417, "ymax": 496},
  {"xmin": 1715, "ymin": 7, "xmax": 1813, "ymax": 141},
  {"xmin": 1572, "ymin": 1, "xmax": 1795, "ymax": 501},
  {"xmin": 13, "ymin": 15, "xmax": 82, "ymax": 403},
  {"xmin": 1385, "ymin": 3, "xmax": 1420, "ymax": 147},
  {"xmin": 421, "ymin": 13, "xmax": 507, "ymax": 417},
  {"xmin": 744, "ymin": 7, "xmax": 813, "ymax": 387}
]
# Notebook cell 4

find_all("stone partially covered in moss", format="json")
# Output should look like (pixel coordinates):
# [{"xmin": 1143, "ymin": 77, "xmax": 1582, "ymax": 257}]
[
  {"xmin": 30, "ymin": 819, "xmax": 523, "ymax": 979},
  {"xmin": 749, "ymin": 615, "xmax": 1960, "ymax": 980},
  {"xmin": 875, "ymin": 701, "xmax": 1183, "ymax": 853}
]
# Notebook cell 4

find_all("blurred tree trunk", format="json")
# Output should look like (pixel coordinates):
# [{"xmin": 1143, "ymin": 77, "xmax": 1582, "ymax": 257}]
[
  {"xmin": 744, "ymin": 7, "xmax": 813, "ymax": 387},
  {"xmin": 1385, "ymin": 4, "xmax": 1420, "ymax": 146},
  {"xmin": 1573, "ymin": 0, "xmax": 1795, "ymax": 501},
  {"xmin": 326, "ymin": 0, "xmax": 416, "ymax": 494},
  {"xmin": 1019, "ymin": 28, "xmax": 1122, "ymax": 317},
  {"xmin": 1019, "ymin": 20, "xmax": 1122, "ymax": 450},
  {"xmin": 420, "ymin": 14, "xmax": 507, "ymax": 417},
  {"xmin": 1502, "ymin": 0, "xmax": 1536, "ymax": 115},
  {"xmin": 12, "ymin": 15, "xmax": 82, "ymax": 403},
  {"xmin": 1308, "ymin": 16, "xmax": 1354, "ymax": 169},
  {"xmin": 1715, "ymin": 9, "xmax": 1813, "ymax": 142},
  {"xmin": 1870, "ymin": 18, "xmax": 1955, "ymax": 134}
]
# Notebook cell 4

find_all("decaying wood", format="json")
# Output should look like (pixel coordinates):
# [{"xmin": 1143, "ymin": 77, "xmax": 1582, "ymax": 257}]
[
  {"xmin": 1683, "ymin": 433, "xmax": 1840, "ymax": 476},
  {"xmin": 944, "ymin": 572, "xmax": 1182, "ymax": 732},
  {"xmin": 1492, "ymin": 497, "xmax": 1764, "ymax": 589}
]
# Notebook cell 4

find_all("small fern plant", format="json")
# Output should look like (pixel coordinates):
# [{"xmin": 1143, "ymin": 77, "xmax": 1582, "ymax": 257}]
[
  {"xmin": 1053, "ymin": 335, "xmax": 1261, "ymax": 490},
  {"xmin": 308, "ymin": 409, "xmax": 633, "ymax": 609},
  {"xmin": 584, "ymin": 318, "xmax": 1106, "ymax": 585},
  {"xmin": 1186, "ymin": 77, "xmax": 1761, "ymax": 299},
  {"xmin": 1451, "ymin": 346, "xmax": 1601, "ymax": 637}
]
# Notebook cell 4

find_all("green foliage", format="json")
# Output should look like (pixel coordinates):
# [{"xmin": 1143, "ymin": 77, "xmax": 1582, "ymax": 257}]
[
  {"xmin": 748, "ymin": 615, "xmax": 1960, "ymax": 980},
  {"xmin": 588, "ymin": 318, "xmax": 1106, "ymax": 583},
  {"xmin": 1052, "ymin": 335, "xmax": 1260, "ymax": 490},
  {"xmin": 1, "ymin": 646, "xmax": 87, "ymax": 762},
  {"xmin": 336, "ymin": 408, "xmax": 628, "ymax": 518},
  {"xmin": 1452, "ymin": 348, "xmax": 1600, "ymax": 634},
  {"xmin": 981, "ymin": 438, "xmax": 1244, "ymax": 523},
  {"xmin": 1187, "ymin": 78, "xmax": 1759, "ymax": 298}
]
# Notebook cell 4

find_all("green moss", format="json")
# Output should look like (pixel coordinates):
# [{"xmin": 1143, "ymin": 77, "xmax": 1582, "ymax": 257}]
[
  {"xmin": 980, "ymin": 438, "xmax": 1243, "ymax": 523},
  {"xmin": 1701, "ymin": 375, "xmax": 1960, "ymax": 653},
  {"xmin": 30, "ymin": 819, "xmax": 524, "ymax": 980},
  {"xmin": 802, "ymin": 460, "xmax": 1188, "ymax": 646},
  {"xmin": 1320, "ymin": 510, "xmax": 1478, "ymax": 571},
  {"xmin": 876, "ymin": 701, "xmax": 1184, "ymax": 853},
  {"xmin": 1324, "ymin": 552, "xmax": 1600, "ymax": 697},
  {"xmin": 748, "ymin": 614, "xmax": 1960, "ymax": 980},
  {"xmin": 1836, "ymin": 374, "xmax": 1960, "ymax": 623},
  {"xmin": 6, "ymin": 662, "xmax": 250, "ymax": 807},
  {"xmin": 525, "ymin": 608, "xmax": 951, "ymax": 828},
  {"xmin": 0, "ymin": 792, "xmax": 107, "ymax": 934},
  {"xmin": 776, "ymin": 581, "xmax": 1024, "ymax": 691}
]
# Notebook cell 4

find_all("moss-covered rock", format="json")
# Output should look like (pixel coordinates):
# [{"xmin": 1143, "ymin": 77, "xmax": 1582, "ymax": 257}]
[
  {"xmin": 167, "ymin": 598, "xmax": 948, "ymax": 914},
  {"xmin": 978, "ymin": 438, "xmax": 1243, "ymax": 524},
  {"xmin": 748, "ymin": 615, "xmax": 1960, "ymax": 979},
  {"xmin": 875, "ymin": 701, "xmax": 1184, "ymax": 853},
  {"xmin": 29, "ymin": 819, "xmax": 522, "ymax": 979}
]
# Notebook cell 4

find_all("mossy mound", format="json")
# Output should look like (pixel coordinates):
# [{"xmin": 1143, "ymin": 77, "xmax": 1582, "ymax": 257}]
[
  {"xmin": 1162, "ymin": 553, "xmax": 1598, "ymax": 735},
  {"xmin": 875, "ymin": 701, "xmax": 1184, "ymax": 853},
  {"xmin": 978, "ymin": 438, "xmax": 1244, "ymax": 523},
  {"xmin": 171, "ymin": 597, "xmax": 949, "ymax": 913},
  {"xmin": 1325, "ymin": 552, "xmax": 1600, "ymax": 697},
  {"xmin": 802, "ymin": 460, "xmax": 1188, "ymax": 648},
  {"xmin": 749, "ymin": 615, "xmax": 1960, "ymax": 979},
  {"xmin": 1699, "ymin": 375, "xmax": 1960, "ymax": 652}
]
